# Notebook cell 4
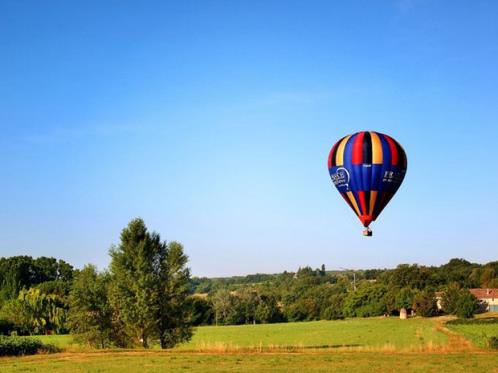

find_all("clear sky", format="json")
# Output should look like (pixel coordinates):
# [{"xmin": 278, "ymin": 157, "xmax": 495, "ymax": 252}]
[{"xmin": 1, "ymin": 1, "xmax": 497, "ymax": 277}]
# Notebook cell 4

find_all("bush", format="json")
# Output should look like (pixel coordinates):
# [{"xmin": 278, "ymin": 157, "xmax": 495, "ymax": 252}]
[
  {"xmin": 488, "ymin": 336, "xmax": 498, "ymax": 349},
  {"xmin": 455, "ymin": 290, "xmax": 480, "ymax": 319},
  {"xmin": 0, "ymin": 336, "xmax": 60, "ymax": 356},
  {"xmin": 413, "ymin": 290, "xmax": 438, "ymax": 317}
]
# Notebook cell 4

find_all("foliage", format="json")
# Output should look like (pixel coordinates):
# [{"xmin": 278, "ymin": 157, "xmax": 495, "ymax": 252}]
[
  {"xmin": 255, "ymin": 292, "xmax": 284, "ymax": 323},
  {"xmin": 455, "ymin": 290, "xmax": 480, "ymax": 319},
  {"xmin": 441, "ymin": 285, "xmax": 480, "ymax": 318},
  {"xmin": 0, "ymin": 288, "xmax": 67, "ymax": 335},
  {"xmin": 413, "ymin": 290, "xmax": 438, "ymax": 317},
  {"xmin": 67, "ymin": 265, "xmax": 120, "ymax": 348},
  {"xmin": 440, "ymin": 283, "xmax": 462, "ymax": 314},
  {"xmin": 0, "ymin": 336, "xmax": 59, "ymax": 356},
  {"xmin": 188, "ymin": 296, "xmax": 214, "ymax": 326},
  {"xmin": 0, "ymin": 256, "xmax": 73, "ymax": 304},
  {"xmin": 109, "ymin": 218, "xmax": 192, "ymax": 348},
  {"xmin": 395, "ymin": 287, "xmax": 415, "ymax": 310},
  {"xmin": 320, "ymin": 294, "xmax": 345, "ymax": 320},
  {"xmin": 154, "ymin": 241, "xmax": 193, "ymax": 348},
  {"xmin": 343, "ymin": 283, "xmax": 388, "ymax": 317}
]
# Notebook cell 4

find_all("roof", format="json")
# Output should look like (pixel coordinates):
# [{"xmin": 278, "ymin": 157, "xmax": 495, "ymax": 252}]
[{"xmin": 469, "ymin": 289, "xmax": 498, "ymax": 299}]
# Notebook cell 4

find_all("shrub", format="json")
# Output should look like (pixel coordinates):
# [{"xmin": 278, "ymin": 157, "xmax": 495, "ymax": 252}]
[
  {"xmin": 455, "ymin": 290, "xmax": 480, "ymax": 319},
  {"xmin": 0, "ymin": 336, "xmax": 60, "ymax": 356},
  {"xmin": 413, "ymin": 290, "xmax": 438, "ymax": 317}
]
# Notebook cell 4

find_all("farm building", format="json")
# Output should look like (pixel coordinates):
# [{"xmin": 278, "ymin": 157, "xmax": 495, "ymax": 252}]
[
  {"xmin": 435, "ymin": 289, "xmax": 498, "ymax": 312},
  {"xmin": 469, "ymin": 289, "xmax": 498, "ymax": 312}
]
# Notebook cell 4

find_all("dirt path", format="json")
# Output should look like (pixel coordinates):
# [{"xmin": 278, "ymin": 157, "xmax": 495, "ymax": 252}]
[{"xmin": 434, "ymin": 316, "xmax": 475, "ymax": 351}]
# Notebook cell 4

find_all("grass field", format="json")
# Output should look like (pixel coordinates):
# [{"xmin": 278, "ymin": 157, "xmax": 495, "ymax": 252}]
[
  {"xmin": 34, "ymin": 317, "xmax": 449, "ymax": 351},
  {"xmin": 446, "ymin": 316, "xmax": 498, "ymax": 348},
  {"xmin": 2, "ymin": 351, "xmax": 498, "ymax": 372},
  {"xmin": 2, "ymin": 315, "xmax": 497, "ymax": 372},
  {"xmin": 176, "ymin": 317, "xmax": 448, "ymax": 351}
]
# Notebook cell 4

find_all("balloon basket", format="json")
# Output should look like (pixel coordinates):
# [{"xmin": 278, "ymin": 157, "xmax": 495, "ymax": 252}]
[{"xmin": 362, "ymin": 228, "xmax": 372, "ymax": 237}]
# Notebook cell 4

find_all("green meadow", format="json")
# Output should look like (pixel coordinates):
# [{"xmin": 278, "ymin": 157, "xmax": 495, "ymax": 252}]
[
  {"xmin": 176, "ymin": 317, "xmax": 447, "ymax": 351},
  {"xmin": 446, "ymin": 316, "xmax": 498, "ymax": 349},
  {"xmin": 34, "ymin": 317, "xmax": 448, "ymax": 351},
  {"xmin": 3, "ymin": 316, "xmax": 498, "ymax": 372},
  {"xmin": 2, "ymin": 351, "xmax": 498, "ymax": 373}
]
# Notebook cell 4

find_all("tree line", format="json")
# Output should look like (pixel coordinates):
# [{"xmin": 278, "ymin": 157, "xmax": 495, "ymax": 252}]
[
  {"xmin": 1, "ymin": 219, "xmax": 497, "ymax": 347},
  {"xmin": 0, "ymin": 218, "xmax": 192, "ymax": 348}
]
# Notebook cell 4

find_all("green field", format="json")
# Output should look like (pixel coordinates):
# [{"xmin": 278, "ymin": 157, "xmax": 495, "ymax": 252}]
[
  {"xmin": 446, "ymin": 317, "xmax": 498, "ymax": 348},
  {"xmin": 2, "ymin": 351, "xmax": 498, "ymax": 373},
  {"xmin": 2, "ymin": 316, "xmax": 498, "ymax": 372},
  {"xmin": 33, "ymin": 317, "xmax": 448, "ymax": 351},
  {"xmin": 177, "ymin": 317, "xmax": 448, "ymax": 351}
]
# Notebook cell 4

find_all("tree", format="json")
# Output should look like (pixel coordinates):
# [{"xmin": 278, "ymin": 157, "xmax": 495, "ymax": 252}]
[
  {"xmin": 413, "ymin": 290, "xmax": 438, "ymax": 317},
  {"xmin": 320, "ymin": 294, "xmax": 345, "ymax": 320},
  {"xmin": 109, "ymin": 218, "xmax": 192, "ymax": 348},
  {"xmin": 188, "ymin": 296, "xmax": 214, "ymax": 326},
  {"xmin": 0, "ymin": 299, "xmax": 30, "ymax": 335},
  {"xmin": 155, "ymin": 241, "xmax": 193, "ymax": 348},
  {"xmin": 255, "ymin": 292, "xmax": 283, "ymax": 323},
  {"xmin": 395, "ymin": 287, "xmax": 415, "ymax": 311},
  {"xmin": 109, "ymin": 219, "xmax": 161, "ymax": 347},
  {"xmin": 0, "ymin": 256, "xmax": 74, "ymax": 306},
  {"xmin": 0, "ymin": 288, "xmax": 67, "ymax": 335},
  {"xmin": 67, "ymin": 265, "xmax": 115, "ymax": 348},
  {"xmin": 343, "ymin": 283, "xmax": 388, "ymax": 317},
  {"xmin": 455, "ymin": 290, "xmax": 480, "ymax": 319},
  {"xmin": 441, "ymin": 283, "xmax": 463, "ymax": 314}
]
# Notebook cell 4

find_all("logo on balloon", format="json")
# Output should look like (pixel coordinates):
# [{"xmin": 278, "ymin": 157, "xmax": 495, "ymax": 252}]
[{"xmin": 331, "ymin": 167, "xmax": 350, "ymax": 191}]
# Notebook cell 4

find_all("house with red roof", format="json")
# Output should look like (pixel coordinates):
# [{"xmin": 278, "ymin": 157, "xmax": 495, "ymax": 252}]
[{"xmin": 469, "ymin": 289, "xmax": 498, "ymax": 312}]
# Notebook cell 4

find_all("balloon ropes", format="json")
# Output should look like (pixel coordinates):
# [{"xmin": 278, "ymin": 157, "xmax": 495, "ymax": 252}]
[{"xmin": 328, "ymin": 131, "xmax": 407, "ymax": 236}]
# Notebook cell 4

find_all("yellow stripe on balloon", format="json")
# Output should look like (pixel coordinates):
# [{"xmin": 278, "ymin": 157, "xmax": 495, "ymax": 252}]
[
  {"xmin": 369, "ymin": 191, "xmax": 377, "ymax": 216},
  {"xmin": 346, "ymin": 191, "xmax": 361, "ymax": 217},
  {"xmin": 370, "ymin": 131, "xmax": 383, "ymax": 164},
  {"xmin": 335, "ymin": 135, "xmax": 352, "ymax": 166}
]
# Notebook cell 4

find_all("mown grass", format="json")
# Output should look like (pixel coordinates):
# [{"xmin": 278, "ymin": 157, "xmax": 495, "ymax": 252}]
[
  {"xmin": 3, "ymin": 316, "xmax": 497, "ymax": 372},
  {"xmin": 31, "ymin": 317, "xmax": 448, "ymax": 352},
  {"xmin": 176, "ymin": 317, "xmax": 448, "ymax": 351},
  {"xmin": 1, "ymin": 351, "xmax": 498, "ymax": 372}
]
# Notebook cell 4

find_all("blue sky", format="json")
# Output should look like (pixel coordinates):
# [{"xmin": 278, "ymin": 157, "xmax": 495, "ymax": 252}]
[{"xmin": 1, "ymin": 1, "xmax": 497, "ymax": 276}]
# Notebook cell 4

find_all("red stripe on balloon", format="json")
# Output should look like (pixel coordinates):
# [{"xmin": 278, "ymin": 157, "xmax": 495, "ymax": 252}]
[
  {"xmin": 352, "ymin": 132, "xmax": 365, "ymax": 164},
  {"xmin": 384, "ymin": 135, "xmax": 399, "ymax": 166},
  {"xmin": 358, "ymin": 191, "xmax": 367, "ymax": 216},
  {"xmin": 328, "ymin": 142, "xmax": 338, "ymax": 168}
]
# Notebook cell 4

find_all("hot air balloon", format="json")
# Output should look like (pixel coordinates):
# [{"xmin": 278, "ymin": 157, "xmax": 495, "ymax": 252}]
[{"xmin": 328, "ymin": 131, "xmax": 407, "ymax": 236}]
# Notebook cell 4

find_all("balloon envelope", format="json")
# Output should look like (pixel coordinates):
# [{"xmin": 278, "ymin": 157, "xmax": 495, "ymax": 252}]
[{"xmin": 328, "ymin": 131, "xmax": 407, "ymax": 228}]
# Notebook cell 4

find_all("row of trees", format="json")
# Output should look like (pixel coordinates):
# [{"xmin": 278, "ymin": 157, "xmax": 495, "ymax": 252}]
[
  {"xmin": 189, "ymin": 267, "xmax": 483, "ymax": 326},
  {"xmin": 0, "ymin": 226, "xmax": 496, "ymax": 345},
  {"xmin": 0, "ymin": 219, "xmax": 193, "ymax": 348}
]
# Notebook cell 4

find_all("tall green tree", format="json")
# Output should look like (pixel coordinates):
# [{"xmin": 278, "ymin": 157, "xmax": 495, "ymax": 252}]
[
  {"xmin": 155, "ymin": 241, "xmax": 193, "ymax": 348},
  {"xmin": 109, "ymin": 218, "xmax": 192, "ymax": 348}
]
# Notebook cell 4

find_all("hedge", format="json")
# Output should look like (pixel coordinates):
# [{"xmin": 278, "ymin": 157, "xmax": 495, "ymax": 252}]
[{"xmin": 0, "ymin": 336, "xmax": 60, "ymax": 356}]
